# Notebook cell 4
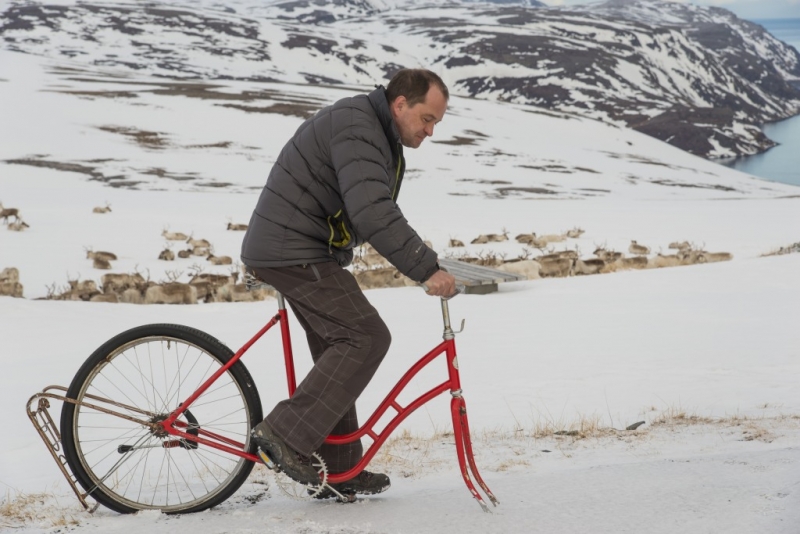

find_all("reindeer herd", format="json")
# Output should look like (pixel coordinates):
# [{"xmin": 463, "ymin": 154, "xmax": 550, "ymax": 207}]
[
  {"xmin": 0, "ymin": 198, "xmax": 256, "ymax": 301},
  {"xmin": 443, "ymin": 229, "xmax": 732, "ymax": 281},
  {"xmin": 159, "ymin": 226, "xmax": 244, "ymax": 264},
  {"xmin": 43, "ymin": 269, "xmax": 273, "ymax": 304},
  {"xmin": 344, "ymin": 228, "xmax": 731, "ymax": 291},
  {"xmin": 46, "ymin": 221, "xmax": 256, "ymax": 303},
  {"xmin": 0, "ymin": 206, "xmax": 734, "ymax": 303}
]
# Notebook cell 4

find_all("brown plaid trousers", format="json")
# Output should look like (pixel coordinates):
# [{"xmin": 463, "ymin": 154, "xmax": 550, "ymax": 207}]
[{"xmin": 249, "ymin": 262, "xmax": 391, "ymax": 474}]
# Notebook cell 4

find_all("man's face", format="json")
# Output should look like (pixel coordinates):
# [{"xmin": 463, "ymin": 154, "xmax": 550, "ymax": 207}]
[{"xmin": 390, "ymin": 86, "xmax": 447, "ymax": 149}]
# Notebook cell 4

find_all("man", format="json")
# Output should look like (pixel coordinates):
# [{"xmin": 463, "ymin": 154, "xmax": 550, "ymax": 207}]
[{"xmin": 241, "ymin": 68, "xmax": 456, "ymax": 500}]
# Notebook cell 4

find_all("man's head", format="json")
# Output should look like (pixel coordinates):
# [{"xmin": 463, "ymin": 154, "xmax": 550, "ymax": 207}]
[{"xmin": 386, "ymin": 69, "xmax": 449, "ymax": 149}]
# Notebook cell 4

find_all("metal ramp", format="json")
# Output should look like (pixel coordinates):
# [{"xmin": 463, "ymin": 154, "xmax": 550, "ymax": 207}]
[{"xmin": 438, "ymin": 258, "xmax": 525, "ymax": 295}]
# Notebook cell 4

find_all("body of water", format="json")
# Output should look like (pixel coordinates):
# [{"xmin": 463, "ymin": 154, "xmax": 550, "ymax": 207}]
[{"xmin": 721, "ymin": 18, "xmax": 800, "ymax": 187}]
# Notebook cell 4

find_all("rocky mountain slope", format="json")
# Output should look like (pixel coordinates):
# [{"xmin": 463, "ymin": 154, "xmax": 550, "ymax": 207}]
[{"xmin": 1, "ymin": 0, "xmax": 798, "ymax": 158}]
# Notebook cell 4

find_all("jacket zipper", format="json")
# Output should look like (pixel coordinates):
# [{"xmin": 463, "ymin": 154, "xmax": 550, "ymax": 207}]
[{"xmin": 392, "ymin": 144, "xmax": 404, "ymax": 201}]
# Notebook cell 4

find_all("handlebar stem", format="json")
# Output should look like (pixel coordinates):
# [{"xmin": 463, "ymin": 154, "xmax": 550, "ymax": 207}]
[{"xmin": 441, "ymin": 298, "xmax": 454, "ymax": 340}]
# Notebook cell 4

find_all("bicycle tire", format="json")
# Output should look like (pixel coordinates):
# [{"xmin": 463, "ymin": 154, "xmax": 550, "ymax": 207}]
[{"xmin": 60, "ymin": 324, "xmax": 263, "ymax": 514}]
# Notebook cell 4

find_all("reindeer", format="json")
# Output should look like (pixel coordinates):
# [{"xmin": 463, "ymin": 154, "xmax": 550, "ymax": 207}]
[
  {"xmin": 93, "ymin": 257, "xmax": 112, "ymax": 270},
  {"xmin": 515, "ymin": 233, "xmax": 535, "ymax": 244},
  {"xmin": 85, "ymin": 248, "xmax": 118, "ymax": 262},
  {"xmin": 0, "ymin": 267, "xmax": 22, "ymax": 298},
  {"xmin": 229, "ymin": 283, "xmax": 275, "ymax": 302},
  {"xmin": 668, "ymin": 241, "xmax": 691, "ymax": 252},
  {"xmin": 573, "ymin": 258, "xmax": 605, "ymax": 276},
  {"xmin": 448, "ymin": 238, "xmax": 465, "ymax": 248},
  {"xmin": 0, "ymin": 268, "xmax": 19, "ymax": 283},
  {"xmin": 471, "ymin": 231, "xmax": 508, "ymax": 244},
  {"xmin": 178, "ymin": 249, "xmax": 192, "ymax": 258},
  {"xmin": 207, "ymin": 253, "xmax": 233, "ymax": 265},
  {"xmin": 682, "ymin": 250, "xmax": 732, "ymax": 264},
  {"xmin": 593, "ymin": 247, "xmax": 623, "ymax": 263},
  {"xmin": 566, "ymin": 227, "xmax": 585, "ymax": 239},
  {"xmin": 541, "ymin": 250, "xmax": 578, "ymax": 261},
  {"xmin": 119, "ymin": 287, "xmax": 145, "ymax": 304},
  {"xmin": 162, "ymin": 227, "xmax": 189, "ymax": 241},
  {"xmin": 7, "ymin": 219, "xmax": 29, "ymax": 231},
  {"xmin": 616, "ymin": 256, "xmax": 648, "ymax": 270},
  {"xmin": 144, "ymin": 282, "xmax": 198, "ymax": 305},
  {"xmin": 496, "ymin": 259, "xmax": 541, "ymax": 280},
  {"xmin": 486, "ymin": 230, "xmax": 509, "ymax": 242},
  {"xmin": 538, "ymin": 233, "xmax": 567, "ymax": 244},
  {"xmin": 355, "ymin": 267, "xmax": 415, "ymax": 290},
  {"xmin": 184, "ymin": 234, "xmax": 211, "ymax": 256},
  {"xmin": 700, "ymin": 251, "xmax": 732, "ymax": 263},
  {"xmin": 537, "ymin": 257, "xmax": 573, "ymax": 278},
  {"xmin": 90, "ymin": 293, "xmax": 119, "ymax": 303},
  {"xmin": 354, "ymin": 243, "xmax": 389, "ymax": 270},
  {"xmin": 101, "ymin": 272, "xmax": 146, "ymax": 294},
  {"xmin": 66, "ymin": 279, "xmax": 100, "ymax": 301},
  {"xmin": 0, "ymin": 202, "xmax": 20, "ymax": 224},
  {"xmin": 516, "ymin": 232, "xmax": 565, "ymax": 248},
  {"xmin": 471, "ymin": 251, "xmax": 504, "ymax": 267},
  {"xmin": 159, "ymin": 248, "xmax": 175, "ymax": 261},
  {"xmin": 186, "ymin": 235, "xmax": 211, "ymax": 249},
  {"xmin": 189, "ymin": 273, "xmax": 237, "ymax": 302},
  {"xmin": 93, "ymin": 202, "xmax": 112, "ymax": 214},
  {"xmin": 649, "ymin": 253, "xmax": 682, "ymax": 269},
  {"xmin": 517, "ymin": 234, "xmax": 548, "ymax": 249},
  {"xmin": 227, "ymin": 222, "xmax": 249, "ymax": 231},
  {"xmin": 628, "ymin": 240, "xmax": 651, "ymax": 255}
]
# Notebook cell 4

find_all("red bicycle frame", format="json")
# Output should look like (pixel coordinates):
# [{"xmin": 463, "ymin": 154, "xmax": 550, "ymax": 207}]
[{"xmin": 160, "ymin": 291, "xmax": 498, "ymax": 511}]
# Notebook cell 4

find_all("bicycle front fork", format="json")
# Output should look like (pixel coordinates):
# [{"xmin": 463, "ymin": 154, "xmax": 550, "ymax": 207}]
[{"xmin": 450, "ymin": 391, "xmax": 499, "ymax": 512}]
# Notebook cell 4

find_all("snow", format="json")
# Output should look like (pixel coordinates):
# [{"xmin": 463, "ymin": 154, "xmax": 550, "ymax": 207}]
[{"xmin": 2, "ymin": 20, "xmax": 800, "ymax": 534}]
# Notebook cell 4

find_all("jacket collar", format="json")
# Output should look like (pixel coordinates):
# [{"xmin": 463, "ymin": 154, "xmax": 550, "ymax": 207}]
[{"xmin": 368, "ymin": 86, "xmax": 402, "ymax": 153}]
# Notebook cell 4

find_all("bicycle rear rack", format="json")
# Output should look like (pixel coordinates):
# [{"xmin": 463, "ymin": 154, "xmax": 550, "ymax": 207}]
[{"xmin": 26, "ymin": 386, "xmax": 99, "ymax": 512}]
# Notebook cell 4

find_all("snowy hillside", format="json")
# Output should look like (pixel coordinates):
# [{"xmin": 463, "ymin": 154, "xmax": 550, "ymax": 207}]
[
  {"xmin": 1, "ymin": 0, "xmax": 799, "ymax": 158},
  {"xmin": 1, "ymin": 4, "xmax": 800, "ymax": 532},
  {"xmin": 2, "ymin": 44, "xmax": 800, "ymax": 301}
]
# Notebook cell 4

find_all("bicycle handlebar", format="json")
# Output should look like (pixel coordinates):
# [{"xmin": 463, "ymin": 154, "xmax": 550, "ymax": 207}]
[{"xmin": 421, "ymin": 283, "xmax": 466, "ymax": 300}]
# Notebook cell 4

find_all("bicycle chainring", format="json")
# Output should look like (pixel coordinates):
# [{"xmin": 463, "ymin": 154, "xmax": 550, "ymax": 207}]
[{"xmin": 274, "ymin": 451, "xmax": 329, "ymax": 500}]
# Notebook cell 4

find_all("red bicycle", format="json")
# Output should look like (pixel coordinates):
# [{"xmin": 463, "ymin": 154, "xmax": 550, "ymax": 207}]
[{"xmin": 27, "ymin": 278, "xmax": 498, "ymax": 514}]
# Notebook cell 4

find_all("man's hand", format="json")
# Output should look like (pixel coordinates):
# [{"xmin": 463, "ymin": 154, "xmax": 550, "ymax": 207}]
[{"xmin": 424, "ymin": 269, "xmax": 457, "ymax": 297}]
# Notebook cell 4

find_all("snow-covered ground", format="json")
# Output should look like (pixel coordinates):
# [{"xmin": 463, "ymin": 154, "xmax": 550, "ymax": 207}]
[{"xmin": 1, "ymin": 43, "xmax": 799, "ymax": 533}]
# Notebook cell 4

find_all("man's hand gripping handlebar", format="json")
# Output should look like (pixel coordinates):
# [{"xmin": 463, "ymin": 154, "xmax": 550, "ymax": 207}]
[{"xmin": 421, "ymin": 268, "xmax": 464, "ymax": 300}]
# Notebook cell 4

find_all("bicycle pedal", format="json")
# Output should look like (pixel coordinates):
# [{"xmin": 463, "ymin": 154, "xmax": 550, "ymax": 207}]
[{"xmin": 257, "ymin": 448, "xmax": 277, "ymax": 470}]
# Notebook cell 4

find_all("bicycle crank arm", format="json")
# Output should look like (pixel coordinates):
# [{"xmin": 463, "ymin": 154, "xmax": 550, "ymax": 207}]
[{"xmin": 325, "ymin": 485, "xmax": 357, "ymax": 503}]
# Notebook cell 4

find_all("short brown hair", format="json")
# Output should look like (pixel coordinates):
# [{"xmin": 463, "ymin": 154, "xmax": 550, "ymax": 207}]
[{"xmin": 385, "ymin": 69, "xmax": 449, "ymax": 107}]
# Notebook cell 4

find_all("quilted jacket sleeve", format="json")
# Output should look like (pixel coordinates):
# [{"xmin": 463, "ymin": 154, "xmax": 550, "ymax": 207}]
[{"xmin": 329, "ymin": 105, "xmax": 438, "ymax": 283}]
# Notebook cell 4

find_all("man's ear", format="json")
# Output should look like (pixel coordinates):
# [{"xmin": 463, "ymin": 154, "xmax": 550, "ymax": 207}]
[{"xmin": 392, "ymin": 95, "xmax": 407, "ymax": 113}]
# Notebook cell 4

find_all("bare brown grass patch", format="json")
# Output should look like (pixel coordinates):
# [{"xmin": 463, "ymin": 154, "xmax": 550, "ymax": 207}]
[{"xmin": 0, "ymin": 491, "xmax": 80, "ymax": 529}]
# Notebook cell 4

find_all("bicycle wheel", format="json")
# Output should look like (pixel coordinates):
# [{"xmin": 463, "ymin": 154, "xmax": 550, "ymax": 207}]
[{"xmin": 60, "ymin": 324, "xmax": 263, "ymax": 514}]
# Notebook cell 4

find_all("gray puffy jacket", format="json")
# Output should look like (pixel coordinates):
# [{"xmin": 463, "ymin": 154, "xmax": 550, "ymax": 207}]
[{"xmin": 241, "ymin": 86, "xmax": 439, "ymax": 283}]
